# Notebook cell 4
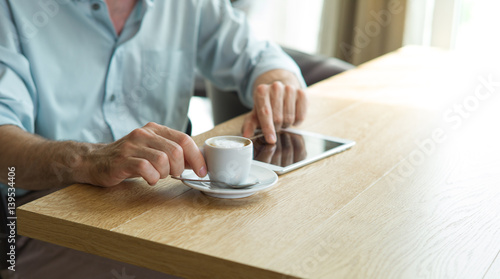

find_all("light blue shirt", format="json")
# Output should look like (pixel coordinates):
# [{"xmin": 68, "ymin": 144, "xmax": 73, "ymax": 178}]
[{"xmin": 0, "ymin": 0, "xmax": 304, "ymax": 144}]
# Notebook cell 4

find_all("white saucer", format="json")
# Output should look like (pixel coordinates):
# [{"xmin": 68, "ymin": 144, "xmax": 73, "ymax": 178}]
[{"xmin": 180, "ymin": 164, "xmax": 278, "ymax": 199}]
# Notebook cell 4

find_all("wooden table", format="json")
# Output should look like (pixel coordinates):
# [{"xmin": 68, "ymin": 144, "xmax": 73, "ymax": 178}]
[{"xmin": 18, "ymin": 47, "xmax": 500, "ymax": 278}]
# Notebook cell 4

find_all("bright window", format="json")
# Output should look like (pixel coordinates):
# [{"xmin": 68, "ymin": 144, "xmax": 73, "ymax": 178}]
[
  {"xmin": 238, "ymin": 0, "xmax": 324, "ymax": 54},
  {"xmin": 454, "ymin": 0, "xmax": 500, "ymax": 60}
]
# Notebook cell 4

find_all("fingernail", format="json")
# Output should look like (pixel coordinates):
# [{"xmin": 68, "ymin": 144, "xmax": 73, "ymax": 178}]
[
  {"xmin": 267, "ymin": 134, "xmax": 276, "ymax": 143},
  {"xmin": 199, "ymin": 166, "xmax": 207, "ymax": 177}
]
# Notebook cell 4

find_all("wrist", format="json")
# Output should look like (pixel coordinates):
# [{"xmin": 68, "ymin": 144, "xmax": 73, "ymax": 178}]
[{"xmin": 64, "ymin": 141, "xmax": 99, "ymax": 185}]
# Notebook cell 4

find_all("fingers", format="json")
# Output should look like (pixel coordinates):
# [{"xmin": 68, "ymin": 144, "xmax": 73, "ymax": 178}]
[
  {"xmin": 270, "ymin": 82, "xmax": 284, "ymax": 128},
  {"xmin": 255, "ymin": 84, "xmax": 277, "ymax": 143},
  {"xmin": 143, "ymin": 122, "xmax": 207, "ymax": 178},
  {"xmin": 283, "ymin": 85, "xmax": 296, "ymax": 128},
  {"xmin": 246, "ymin": 81, "xmax": 307, "ymax": 144},
  {"xmin": 124, "ymin": 158, "xmax": 161, "ymax": 186},
  {"xmin": 295, "ymin": 88, "xmax": 307, "ymax": 125},
  {"xmin": 127, "ymin": 125, "xmax": 185, "ymax": 178},
  {"xmin": 92, "ymin": 122, "xmax": 207, "ymax": 187},
  {"xmin": 128, "ymin": 146, "xmax": 171, "ymax": 179},
  {"xmin": 242, "ymin": 112, "xmax": 259, "ymax": 138},
  {"xmin": 177, "ymin": 134, "xmax": 207, "ymax": 178}
]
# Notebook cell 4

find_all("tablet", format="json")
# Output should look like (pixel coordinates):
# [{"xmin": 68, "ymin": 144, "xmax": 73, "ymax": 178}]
[{"xmin": 251, "ymin": 129, "xmax": 355, "ymax": 174}]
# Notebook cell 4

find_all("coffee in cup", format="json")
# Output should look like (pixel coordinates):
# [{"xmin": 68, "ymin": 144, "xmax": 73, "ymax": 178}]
[{"xmin": 204, "ymin": 136, "xmax": 253, "ymax": 186}]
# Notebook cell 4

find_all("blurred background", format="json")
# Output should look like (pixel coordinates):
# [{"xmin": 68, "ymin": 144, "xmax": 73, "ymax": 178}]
[
  {"xmin": 235, "ymin": 0, "xmax": 500, "ymax": 65},
  {"xmin": 189, "ymin": 0, "xmax": 500, "ymax": 135}
]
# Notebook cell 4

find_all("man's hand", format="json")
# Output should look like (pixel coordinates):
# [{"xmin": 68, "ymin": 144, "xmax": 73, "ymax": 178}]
[
  {"xmin": 0, "ymin": 123, "xmax": 206, "ymax": 190},
  {"xmin": 242, "ymin": 69, "xmax": 307, "ymax": 144},
  {"xmin": 82, "ymin": 122, "xmax": 207, "ymax": 187}
]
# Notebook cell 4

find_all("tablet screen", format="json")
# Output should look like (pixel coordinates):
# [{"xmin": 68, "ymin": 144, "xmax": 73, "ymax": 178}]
[{"xmin": 251, "ymin": 130, "xmax": 345, "ymax": 167}]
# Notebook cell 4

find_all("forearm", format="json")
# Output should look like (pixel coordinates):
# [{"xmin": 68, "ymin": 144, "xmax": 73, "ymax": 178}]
[{"xmin": 0, "ymin": 125, "xmax": 95, "ymax": 190}]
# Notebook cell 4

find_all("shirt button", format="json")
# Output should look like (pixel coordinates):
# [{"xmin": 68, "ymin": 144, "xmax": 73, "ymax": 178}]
[
  {"xmin": 109, "ymin": 94, "xmax": 116, "ymax": 102},
  {"xmin": 91, "ymin": 3, "xmax": 100, "ymax": 11}
]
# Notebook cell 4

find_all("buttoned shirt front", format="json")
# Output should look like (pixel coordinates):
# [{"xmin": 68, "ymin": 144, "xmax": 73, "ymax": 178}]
[{"xmin": 0, "ymin": 0, "xmax": 304, "ymax": 144}]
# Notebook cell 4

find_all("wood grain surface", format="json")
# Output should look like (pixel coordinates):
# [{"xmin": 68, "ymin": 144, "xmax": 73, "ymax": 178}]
[{"xmin": 17, "ymin": 47, "xmax": 500, "ymax": 279}]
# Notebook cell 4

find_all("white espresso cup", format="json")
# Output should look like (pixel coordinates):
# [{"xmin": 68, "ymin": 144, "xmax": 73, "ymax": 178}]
[{"xmin": 204, "ymin": 136, "xmax": 253, "ymax": 186}]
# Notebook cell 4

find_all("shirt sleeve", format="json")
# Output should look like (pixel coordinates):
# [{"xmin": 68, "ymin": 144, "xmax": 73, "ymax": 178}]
[
  {"xmin": 0, "ymin": 0, "xmax": 37, "ymax": 133},
  {"xmin": 195, "ymin": 0, "xmax": 306, "ymax": 108}
]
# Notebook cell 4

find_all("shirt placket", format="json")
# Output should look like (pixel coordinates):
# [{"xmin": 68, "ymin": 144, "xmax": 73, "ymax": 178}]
[{"xmin": 88, "ymin": 0, "xmax": 152, "ymax": 139}]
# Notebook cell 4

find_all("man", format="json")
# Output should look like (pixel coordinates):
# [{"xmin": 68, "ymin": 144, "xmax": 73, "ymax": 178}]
[{"xmin": 0, "ymin": 0, "xmax": 306, "ymax": 278}]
